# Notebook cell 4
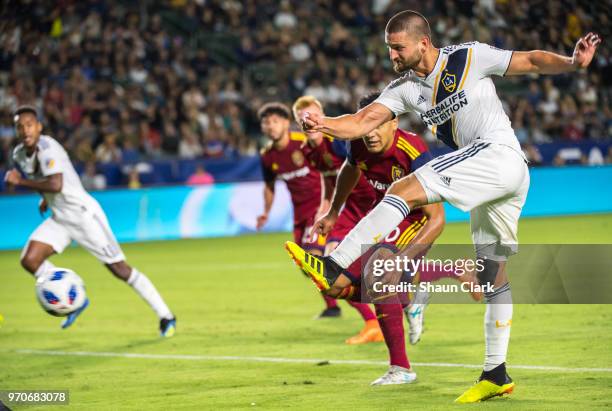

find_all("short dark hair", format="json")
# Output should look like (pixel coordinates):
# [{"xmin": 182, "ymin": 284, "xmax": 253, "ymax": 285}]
[
  {"xmin": 358, "ymin": 91, "xmax": 382, "ymax": 110},
  {"xmin": 385, "ymin": 10, "xmax": 431, "ymax": 39},
  {"xmin": 13, "ymin": 105, "xmax": 39, "ymax": 121},
  {"xmin": 257, "ymin": 102, "xmax": 291, "ymax": 121}
]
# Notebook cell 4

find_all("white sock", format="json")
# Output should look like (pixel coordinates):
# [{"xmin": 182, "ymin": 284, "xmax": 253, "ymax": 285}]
[
  {"xmin": 127, "ymin": 268, "xmax": 173, "ymax": 320},
  {"xmin": 329, "ymin": 194, "xmax": 409, "ymax": 268},
  {"xmin": 34, "ymin": 260, "xmax": 56, "ymax": 279},
  {"xmin": 483, "ymin": 283, "xmax": 512, "ymax": 371}
]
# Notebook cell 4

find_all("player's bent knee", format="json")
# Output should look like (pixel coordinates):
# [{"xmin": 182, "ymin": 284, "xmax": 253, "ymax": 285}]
[
  {"xmin": 387, "ymin": 175, "xmax": 428, "ymax": 209},
  {"xmin": 107, "ymin": 261, "xmax": 132, "ymax": 281},
  {"xmin": 20, "ymin": 253, "xmax": 42, "ymax": 274},
  {"xmin": 476, "ymin": 259, "xmax": 500, "ymax": 288}
]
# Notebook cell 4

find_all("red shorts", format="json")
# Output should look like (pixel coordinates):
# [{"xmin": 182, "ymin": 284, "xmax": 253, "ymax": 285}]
[
  {"xmin": 344, "ymin": 215, "xmax": 428, "ymax": 283},
  {"xmin": 294, "ymin": 218, "xmax": 326, "ymax": 252},
  {"xmin": 328, "ymin": 194, "xmax": 372, "ymax": 242}
]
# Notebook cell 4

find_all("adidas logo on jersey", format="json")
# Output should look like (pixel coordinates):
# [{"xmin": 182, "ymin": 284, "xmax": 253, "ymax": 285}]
[
  {"xmin": 416, "ymin": 95, "xmax": 426, "ymax": 105},
  {"xmin": 440, "ymin": 175, "xmax": 452, "ymax": 186}
]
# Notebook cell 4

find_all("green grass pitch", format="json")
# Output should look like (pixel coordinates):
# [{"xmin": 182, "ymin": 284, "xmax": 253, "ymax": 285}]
[{"xmin": 0, "ymin": 214, "xmax": 611, "ymax": 410}]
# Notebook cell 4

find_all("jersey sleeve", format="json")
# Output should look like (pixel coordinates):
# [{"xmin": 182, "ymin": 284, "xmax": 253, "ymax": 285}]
[
  {"xmin": 330, "ymin": 138, "xmax": 348, "ymax": 159},
  {"xmin": 374, "ymin": 76, "xmax": 414, "ymax": 117},
  {"xmin": 472, "ymin": 42, "xmax": 513, "ymax": 78},
  {"xmin": 260, "ymin": 158, "xmax": 276, "ymax": 184},
  {"xmin": 37, "ymin": 144, "xmax": 65, "ymax": 176},
  {"xmin": 406, "ymin": 134, "xmax": 433, "ymax": 172},
  {"xmin": 346, "ymin": 141, "xmax": 357, "ymax": 166}
]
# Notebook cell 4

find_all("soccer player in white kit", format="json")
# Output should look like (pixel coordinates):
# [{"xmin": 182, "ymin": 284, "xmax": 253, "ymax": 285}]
[
  {"xmin": 4, "ymin": 106, "xmax": 176, "ymax": 337},
  {"xmin": 285, "ymin": 10, "xmax": 601, "ymax": 402}
]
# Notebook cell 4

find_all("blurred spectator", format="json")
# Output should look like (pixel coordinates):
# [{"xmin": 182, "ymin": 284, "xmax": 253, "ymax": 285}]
[
  {"xmin": 178, "ymin": 129, "xmax": 204, "ymax": 159},
  {"xmin": 0, "ymin": 0, "xmax": 609, "ymax": 180},
  {"xmin": 95, "ymin": 133, "xmax": 122, "ymax": 163},
  {"xmin": 186, "ymin": 164, "xmax": 215, "ymax": 185},
  {"xmin": 80, "ymin": 161, "xmax": 107, "ymax": 191},
  {"xmin": 127, "ymin": 168, "xmax": 141, "ymax": 190},
  {"xmin": 587, "ymin": 146, "xmax": 604, "ymax": 166},
  {"xmin": 523, "ymin": 143, "xmax": 543, "ymax": 166}
]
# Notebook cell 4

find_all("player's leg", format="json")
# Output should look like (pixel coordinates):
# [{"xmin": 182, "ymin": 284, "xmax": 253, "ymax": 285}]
[
  {"xmin": 296, "ymin": 222, "xmax": 340, "ymax": 318},
  {"xmin": 70, "ymin": 207, "xmax": 175, "ymax": 336},
  {"xmin": 455, "ymin": 147, "xmax": 529, "ymax": 403},
  {"xmin": 105, "ymin": 260, "xmax": 176, "ymax": 337},
  {"xmin": 21, "ymin": 218, "xmax": 71, "ymax": 278},
  {"xmin": 326, "ymin": 233, "xmax": 380, "ymax": 344},
  {"xmin": 327, "ymin": 174, "xmax": 428, "ymax": 268},
  {"xmin": 370, "ymin": 301, "xmax": 416, "ymax": 385},
  {"xmin": 286, "ymin": 173, "xmax": 428, "ymax": 291},
  {"xmin": 21, "ymin": 218, "xmax": 87, "ymax": 328},
  {"xmin": 21, "ymin": 241, "xmax": 57, "ymax": 277},
  {"xmin": 360, "ymin": 246, "xmax": 416, "ymax": 385},
  {"xmin": 285, "ymin": 142, "xmax": 504, "ymax": 290}
]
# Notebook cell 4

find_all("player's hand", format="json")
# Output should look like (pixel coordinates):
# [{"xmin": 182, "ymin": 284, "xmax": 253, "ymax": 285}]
[
  {"xmin": 4, "ymin": 168, "xmax": 22, "ymax": 186},
  {"xmin": 314, "ymin": 199, "xmax": 331, "ymax": 222},
  {"xmin": 256, "ymin": 213, "xmax": 268, "ymax": 230},
  {"xmin": 300, "ymin": 112, "xmax": 324, "ymax": 133},
  {"xmin": 39, "ymin": 198, "xmax": 48, "ymax": 215},
  {"xmin": 313, "ymin": 209, "xmax": 339, "ymax": 236},
  {"xmin": 572, "ymin": 32, "xmax": 602, "ymax": 69},
  {"xmin": 363, "ymin": 246, "xmax": 404, "ymax": 303}
]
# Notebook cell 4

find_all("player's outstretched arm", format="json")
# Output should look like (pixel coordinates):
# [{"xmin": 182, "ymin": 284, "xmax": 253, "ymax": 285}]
[
  {"xmin": 4, "ymin": 169, "xmax": 62, "ymax": 193},
  {"xmin": 313, "ymin": 160, "xmax": 361, "ymax": 235},
  {"xmin": 301, "ymin": 103, "xmax": 394, "ymax": 140},
  {"xmin": 506, "ymin": 32, "xmax": 601, "ymax": 76},
  {"xmin": 315, "ymin": 175, "xmax": 334, "ymax": 220},
  {"xmin": 256, "ymin": 181, "xmax": 275, "ymax": 230}
]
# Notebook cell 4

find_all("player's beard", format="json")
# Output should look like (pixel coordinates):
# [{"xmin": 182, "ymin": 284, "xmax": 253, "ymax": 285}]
[{"xmin": 392, "ymin": 50, "xmax": 422, "ymax": 74}]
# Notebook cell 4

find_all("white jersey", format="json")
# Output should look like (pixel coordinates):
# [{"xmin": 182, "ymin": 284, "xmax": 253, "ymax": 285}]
[
  {"xmin": 376, "ymin": 42, "xmax": 522, "ymax": 155},
  {"xmin": 12, "ymin": 135, "xmax": 100, "ymax": 222}
]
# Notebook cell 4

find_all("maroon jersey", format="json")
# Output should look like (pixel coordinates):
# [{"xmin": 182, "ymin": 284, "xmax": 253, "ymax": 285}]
[
  {"xmin": 347, "ymin": 128, "xmax": 432, "ymax": 205},
  {"xmin": 301, "ymin": 134, "xmax": 376, "ymax": 209},
  {"xmin": 260, "ymin": 131, "xmax": 322, "ymax": 225},
  {"xmin": 344, "ymin": 128, "xmax": 433, "ymax": 282}
]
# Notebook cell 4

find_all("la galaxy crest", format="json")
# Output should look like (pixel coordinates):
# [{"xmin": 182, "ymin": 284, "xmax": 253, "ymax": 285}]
[
  {"xmin": 291, "ymin": 150, "xmax": 304, "ymax": 167},
  {"xmin": 391, "ymin": 165, "xmax": 405, "ymax": 181},
  {"xmin": 442, "ymin": 71, "xmax": 457, "ymax": 93}
]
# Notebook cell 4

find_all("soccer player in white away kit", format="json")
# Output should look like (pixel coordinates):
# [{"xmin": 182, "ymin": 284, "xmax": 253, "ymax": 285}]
[
  {"xmin": 5, "ymin": 106, "xmax": 176, "ymax": 337},
  {"xmin": 285, "ymin": 10, "xmax": 601, "ymax": 403}
]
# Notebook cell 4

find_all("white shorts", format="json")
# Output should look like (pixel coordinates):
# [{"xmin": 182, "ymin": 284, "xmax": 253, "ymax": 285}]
[
  {"xmin": 414, "ymin": 141, "xmax": 530, "ymax": 260},
  {"xmin": 26, "ymin": 205, "xmax": 125, "ymax": 264}
]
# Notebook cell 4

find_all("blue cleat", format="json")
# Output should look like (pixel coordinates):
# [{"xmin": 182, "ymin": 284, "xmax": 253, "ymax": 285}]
[
  {"xmin": 61, "ymin": 298, "xmax": 89, "ymax": 329},
  {"xmin": 160, "ymin": 317, "xmax": 176, "ymax": 338}
]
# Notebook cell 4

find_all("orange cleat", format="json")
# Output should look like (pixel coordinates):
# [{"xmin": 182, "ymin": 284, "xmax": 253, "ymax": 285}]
[{"xmin": 345, "ymin": 319, "xmax": 384, "ymax": 345}]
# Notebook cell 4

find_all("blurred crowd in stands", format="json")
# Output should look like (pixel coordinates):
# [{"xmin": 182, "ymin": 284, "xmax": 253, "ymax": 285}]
[{"xmin": 0, "ymin": 0, "xmax": 611, "ymax": 185}]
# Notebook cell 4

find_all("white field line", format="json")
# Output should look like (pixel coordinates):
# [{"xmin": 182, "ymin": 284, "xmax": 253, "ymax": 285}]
[{"xmin": 9, "ymin": 349, "xmax": 612, "ymax": 373}]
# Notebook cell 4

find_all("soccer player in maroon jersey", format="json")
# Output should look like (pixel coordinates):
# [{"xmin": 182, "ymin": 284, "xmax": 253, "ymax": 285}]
[
  {"xmin": 256, "ymin": 102, "xmax": 341, "ymax": 318},
  {"xmin": 312, "ymin": 92, "xmax": 473, "ymax": 385},
  {"xmin": 292, "ymin": 96, "xmax": 383, "ymax": 345}
]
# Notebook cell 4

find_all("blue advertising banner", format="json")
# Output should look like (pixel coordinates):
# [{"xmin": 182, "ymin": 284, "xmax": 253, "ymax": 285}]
[{"xmin": 0, "ymin": 165, "xmax": 610, "ymax": 250}]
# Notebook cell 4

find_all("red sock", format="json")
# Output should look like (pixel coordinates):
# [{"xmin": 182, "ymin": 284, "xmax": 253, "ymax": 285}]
[
  {"xmin": 419, "ymin": 263, "xmax": 457, "ymax": 282},
  {"xmin": 347, "ymin": 300, "xmax": 376, "ymax": 321},
  {"xmin": 322, "ymin": 294, "xmax": 338, "ymax": 309},
  {"xmin": 375, "ymin": 301, "xmax": 410, "ymax": 369}
]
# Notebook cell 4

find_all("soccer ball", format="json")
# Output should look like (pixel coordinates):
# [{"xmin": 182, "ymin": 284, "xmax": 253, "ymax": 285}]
[{"xmin": 35, "ymin": 268, "xmax": 87, "ymax": 317}]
